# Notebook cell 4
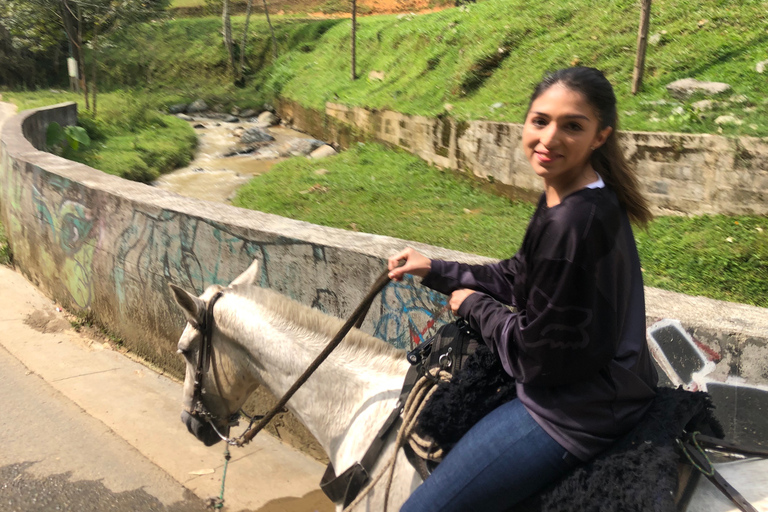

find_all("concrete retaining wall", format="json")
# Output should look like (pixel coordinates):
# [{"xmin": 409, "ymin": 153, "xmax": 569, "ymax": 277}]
[
  {"xmin": 2, "ymin": 102, "xmax": 768, "ymax": 449},
  {"xmin": 281, "ymin": 100, "xmax": 768, "ymax": 216},
  {"xmin": 0, "ymin": 102, "xmax": 488, "ymax": 374}
]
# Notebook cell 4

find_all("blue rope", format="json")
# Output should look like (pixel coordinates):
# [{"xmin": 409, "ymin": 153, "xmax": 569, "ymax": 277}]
[{"xmin": 214, "ymin": 446, "xmax": 231, "ymax": 509}]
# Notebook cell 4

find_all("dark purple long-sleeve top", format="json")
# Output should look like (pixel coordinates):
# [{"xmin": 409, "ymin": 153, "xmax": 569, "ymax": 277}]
[{"xmin": 421, "ymin": 187, "xmax": 657, "ymax": 460}]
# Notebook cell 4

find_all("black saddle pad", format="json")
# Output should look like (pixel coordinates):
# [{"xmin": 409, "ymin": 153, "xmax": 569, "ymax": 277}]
[
  {"xmin": 415, "ymin": 346, "xmax": 722, "ymax": 512},
  {"xmin": 517, "ymin": 386, "xmax": 722, "ymax": 512}
]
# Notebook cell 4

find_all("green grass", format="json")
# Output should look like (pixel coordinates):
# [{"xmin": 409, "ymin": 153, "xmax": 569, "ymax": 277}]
[
  {"xmin": 259, "ymin": 0, "xmax": 768, "ymax": 137},
  {"xmin": 94, "ymin": 16, "xmax": 345, "ymax": 112},
  {"xmin": 234, "ymin": 143, "xmax": 768, "ymax": 308},
  {"xmin": 171, "ymin": 0, "xmax": 204, "ymax": 7},
  {"xmin": 636, "ymin": 216, "xmax": 768, "ymax": 306},
  {"xmin": 0, "ymin": 221, "xmax": 11, "ymax": 266},
  {"xmin": 235, "ymin": 142, "xmax": 536, "ymax": 255},
  {"xmin": 3, "ymin": 90, "xmax": 197, "ymax": 182},
  {"xmin": 81, "ymin": 0, "xmax": 768, "ymax": 137}
]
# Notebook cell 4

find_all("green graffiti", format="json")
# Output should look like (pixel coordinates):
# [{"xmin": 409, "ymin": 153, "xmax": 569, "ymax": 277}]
[{"xmin": 31, "ymin": 182, "xmax": 97, "ymax": 309}]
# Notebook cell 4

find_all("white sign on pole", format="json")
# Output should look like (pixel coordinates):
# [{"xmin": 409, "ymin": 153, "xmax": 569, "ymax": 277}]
[{"xmin": 67, "ymin": 58, "xmax": 79, "ymax": 79}]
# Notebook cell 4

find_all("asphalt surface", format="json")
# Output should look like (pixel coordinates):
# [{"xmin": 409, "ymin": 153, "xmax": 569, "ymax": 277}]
[
  {"xmin": 0, "ymin": 343, "xmax": 211, "ymax": 512},
  {"xmin": 0, "ymin": 265, "xmax": 333, "ymax": 512}
]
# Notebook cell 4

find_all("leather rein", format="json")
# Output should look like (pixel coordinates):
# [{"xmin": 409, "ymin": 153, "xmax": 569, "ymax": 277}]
[{"xmin": 189, "ymin": 267, "xmax": 395, "ymax": 448}]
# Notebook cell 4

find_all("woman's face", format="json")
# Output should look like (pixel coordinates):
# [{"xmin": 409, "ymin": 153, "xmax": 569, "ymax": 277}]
[{"xmin": 522, "ymin": 84, "xmax": 612, "ymax": 187}]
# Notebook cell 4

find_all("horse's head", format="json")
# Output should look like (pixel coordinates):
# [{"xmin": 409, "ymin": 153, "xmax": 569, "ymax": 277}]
[{"xmin": 170, "ymin": 260, "xmax": 262, "ymax": 446}]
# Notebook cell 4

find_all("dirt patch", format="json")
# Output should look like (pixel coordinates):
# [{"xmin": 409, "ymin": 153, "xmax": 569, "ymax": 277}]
[
  {"xmin": 252, "ymin": 489, "xmax": 334, "ymax": 512},
  {"xmin": 24, "ymin": 309, "xmax": 72, "ymax": 334},
  {"xmin": 172, "ymin": 0, "xmax": 449, "ymax": 17}
]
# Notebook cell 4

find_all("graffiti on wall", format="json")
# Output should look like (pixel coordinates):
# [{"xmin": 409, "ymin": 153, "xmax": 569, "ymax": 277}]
[
  {"xmin": 376, "ymin": 278, "xmax": 451, "ymax": 350},
  {"xmin": 648, "ymin": 319, "xmax": 768, "ymax": 450},
  {"xmin": 31, "ymin": 175, "xmax": 100, "ymax": 308},
  {"xmin": 112, "ymin": 208, "xmax": 451, "ymax": 349},
  {"xmin": 2, "ymin": 164, "xmax": 100, "ymax": 309}
]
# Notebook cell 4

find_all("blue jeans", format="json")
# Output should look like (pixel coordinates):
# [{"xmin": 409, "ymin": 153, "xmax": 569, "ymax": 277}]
[{"xmin": 401, "ymin": 398, "xmax": 578, "ymax": 512}]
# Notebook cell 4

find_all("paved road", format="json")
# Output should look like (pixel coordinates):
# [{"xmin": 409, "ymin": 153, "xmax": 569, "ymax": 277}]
[
  {"xmin": 0, "ymin": 342, "xmax": 211, "ymax": 512},
  {"xmin": 0, "ymin": 265, "xmax": 333, "ymax": 512}
]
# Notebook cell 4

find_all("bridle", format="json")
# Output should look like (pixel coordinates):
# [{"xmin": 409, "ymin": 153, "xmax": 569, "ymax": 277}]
[
  {"xmin": 189, "ymin": 290, "xmax": 250, "ymax": 441},
  {"xmin": 188, "ymin": 266, "xmax": 395, "ymax": 447}
]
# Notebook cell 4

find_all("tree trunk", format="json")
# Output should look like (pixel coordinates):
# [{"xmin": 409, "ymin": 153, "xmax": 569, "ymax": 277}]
[
  {"xmin": 222, "ymin": 0, "xmax": 235, "ymax": 77},
  {"xmin": 350, "ymin": 0, "xmax": 356, "ymax": 81},
  {"xmin": 76, "ymin": 3, "xmax": 89, "ymax": 110},
  {"xmin": 631, "ymin": 0, "xmax": 652, "ymax": 95},
  {"xmin": 239, "ymin": 0, "xmax": 254, "ymax": 78},
  {"xmin": 92, "ymin": 21, "xmax": 98, "ymax": 117},
  {"xmin": 262, "ymin": 0, "xmax": 278, "ymax": 61}
]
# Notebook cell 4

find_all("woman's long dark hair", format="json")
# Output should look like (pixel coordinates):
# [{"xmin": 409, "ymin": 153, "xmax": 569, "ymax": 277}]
[{"xmin": 527, "ymin": 67, "xmax": 652, "ymax": 227}]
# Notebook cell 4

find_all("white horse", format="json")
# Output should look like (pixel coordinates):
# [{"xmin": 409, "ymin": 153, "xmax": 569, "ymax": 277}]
[
  {"xmin": 170, "ymin": 260, "xmax": 768, "ymax": 512},
  {"xmin": 170, "ymin": 260, "xmax": 421, "ymax": 511}
]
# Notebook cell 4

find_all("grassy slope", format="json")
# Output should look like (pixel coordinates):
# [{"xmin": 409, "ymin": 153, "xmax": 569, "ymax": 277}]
[
  {"xmin": 235, "ymin": 144, "xmax": 768, "ymax": 308},
  {"xmin": 96, "ymin": 17, "xmax": 345, "ymax": 109},
  {"xmin": 268, "ymin": 0, "xmax": 768, "ymax": 136},
  {"xmin": 89, "ymin": 0, "xmax": 768, "ymax": 136}
]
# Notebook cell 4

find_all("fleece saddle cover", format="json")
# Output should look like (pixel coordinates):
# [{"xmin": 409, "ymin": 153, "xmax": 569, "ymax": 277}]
[{"xmin": 415, "ymin": 346, "xmax": 723, "ymax": 512}]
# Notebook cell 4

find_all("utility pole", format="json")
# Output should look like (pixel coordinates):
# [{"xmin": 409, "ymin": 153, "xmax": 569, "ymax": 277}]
[
  {"xmin": 350, "ymin": 0, "xmax": 357, "ymax": 80},
  {"xmin": 632, "ymin": 0, "xmax": 652, "ymax": 95}
]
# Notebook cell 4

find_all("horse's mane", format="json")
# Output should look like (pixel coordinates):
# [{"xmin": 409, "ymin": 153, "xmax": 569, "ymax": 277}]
[{"xmin": 225, "ymin": 283, "xmax": 405, "ymax": 365}]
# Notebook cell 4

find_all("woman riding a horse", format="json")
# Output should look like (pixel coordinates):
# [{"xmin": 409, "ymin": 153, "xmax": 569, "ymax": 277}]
[{"xmin": 388, "ymin": 66, "xmax": 658, "ymax": 512}]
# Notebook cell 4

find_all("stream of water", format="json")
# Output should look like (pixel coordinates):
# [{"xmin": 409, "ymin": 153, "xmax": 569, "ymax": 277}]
[{"xmin": 153, "ymin": 117, "xmax": 317, "ymax": 203}]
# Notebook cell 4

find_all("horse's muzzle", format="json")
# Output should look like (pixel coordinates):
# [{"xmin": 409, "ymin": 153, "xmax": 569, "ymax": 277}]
[{"xmin": 181, "ymin": 410, "xmax": 223, "ymax": 446}]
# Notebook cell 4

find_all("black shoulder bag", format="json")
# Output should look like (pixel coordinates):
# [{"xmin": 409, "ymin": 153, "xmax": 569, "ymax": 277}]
[{"xmin": 408, "ymin": 318, "xmax": 517, "ymax": 455}]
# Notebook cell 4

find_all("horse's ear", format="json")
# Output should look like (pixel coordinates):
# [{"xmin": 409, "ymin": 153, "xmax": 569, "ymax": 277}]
[
  {"xmin": 169, "ymin": 283, "xmax": 206, "ymax": 325},
  {"xmin": 230, "ymin": 259, "xmax": 260, "ymax": 287}
]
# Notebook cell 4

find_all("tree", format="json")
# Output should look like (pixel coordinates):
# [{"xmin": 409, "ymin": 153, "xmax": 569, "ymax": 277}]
[
  {"xmin": 221, "ymin": 0, "xmax": 236, "ymax": 77},
  {"xmin": 262, "ymin": 0, "xmax": 278, "ymax": 62},
  {"xmin": 239, "ymin": 0, "xmax": 254, "ymax": 79},
  {"xmin": 0, "ymin": 0, "xmax": 169, "ymax": 106},
  {"xmin": 0, "ymin": 0, "xmax": 66, "ymax": 87},
  {"xmin": 237, "ymin": 0, "xmax": 278, "ymax": 82}
]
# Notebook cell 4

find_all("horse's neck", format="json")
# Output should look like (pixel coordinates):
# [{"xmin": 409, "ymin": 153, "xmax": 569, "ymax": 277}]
[{"xmin": 219, "ymin": 295, "xmax": 410, "ymax": 470}]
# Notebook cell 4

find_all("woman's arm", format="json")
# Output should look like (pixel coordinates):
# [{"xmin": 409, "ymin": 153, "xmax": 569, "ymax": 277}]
[
  {"xmin": 388, "ymin": 247, "xmax": 521, "ymax": 304},
  {"xmin": 456, "ymin": 256, "xmax": 618, "ymax": 386},
  {"xmin": 423, "ymin": 258, "xmax": 520, "ymax": 302}
]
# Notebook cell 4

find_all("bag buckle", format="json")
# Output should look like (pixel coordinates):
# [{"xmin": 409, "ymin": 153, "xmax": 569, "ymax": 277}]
[{"xmin": 407, "ymin": 337, "xmax": 434, "ymax": 365}]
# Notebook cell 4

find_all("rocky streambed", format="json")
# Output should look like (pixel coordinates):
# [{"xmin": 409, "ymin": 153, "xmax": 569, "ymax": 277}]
[{"xmin": 154, "ymin": 109, "xmax": 337, "ymax": 203}]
